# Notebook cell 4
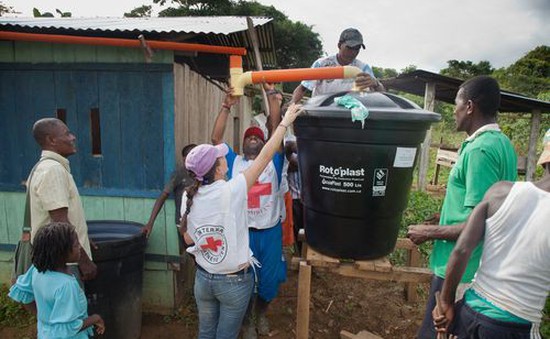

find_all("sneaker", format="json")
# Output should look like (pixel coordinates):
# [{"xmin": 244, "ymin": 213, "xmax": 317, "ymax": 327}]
[{"xmin": 257, "ymin": 313, "xmax": 270, "ymax": 336}]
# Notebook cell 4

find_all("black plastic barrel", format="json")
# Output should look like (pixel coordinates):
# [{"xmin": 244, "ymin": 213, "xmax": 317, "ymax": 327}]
[
  {"xmin": 295, "ymin": 91, "xmax": 441, "ymax": 259},
  {"xmin": 85, "ymin": 221, "xmax": 146, "ymax": 339}
]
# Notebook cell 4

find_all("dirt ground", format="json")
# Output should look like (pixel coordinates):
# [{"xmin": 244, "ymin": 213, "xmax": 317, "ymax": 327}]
[
  {"xmin": 1, "ymin": 266, "xmax": 428, "ymax": 339},
  {"xmin": 139, "ymin": 264, "xmax": 429, "ymax": 339}
]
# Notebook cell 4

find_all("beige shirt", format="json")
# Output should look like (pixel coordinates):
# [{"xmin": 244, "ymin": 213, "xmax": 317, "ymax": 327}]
[{"xmin": 28, "ymin": 150, "xmax": 92, "ymax": 259}]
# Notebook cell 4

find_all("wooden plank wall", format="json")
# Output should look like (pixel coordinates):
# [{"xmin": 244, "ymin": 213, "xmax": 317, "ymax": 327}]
[
  {"xmin": 0, "ymin": 191, "xmax": 178, "ymax": 312},
  {"xmin": 174, "ymin": 63, "xmax": 253, "ymax": 158},
  {"xmin": 0, "ymin": 41, "xmax": 173, "ymax": 64}
]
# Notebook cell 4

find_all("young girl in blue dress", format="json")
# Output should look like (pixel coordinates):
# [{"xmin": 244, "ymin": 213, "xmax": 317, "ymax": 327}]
[{"xmin": 9, "ymin": 222, "xmax": 105, "ymax": 338}]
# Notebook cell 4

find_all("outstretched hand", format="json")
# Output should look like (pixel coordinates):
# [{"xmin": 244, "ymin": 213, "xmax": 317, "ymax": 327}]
[
  {"xmin": 141, "ymin": 223, "xmax": 152, "ymax": 238},
  {"xmin": 281, "ymin": 103, "xmax": 304, "ymax": 127},
  {"xmin": 355, "ymin": 72, "xmax": 380, "ymax": 91},
  {"xmin": 94, "ymin": 315, "xmax": 106, "ymax": 335},
  {"xmin": 223, "ymin": 87, "xmax": 240, "ymax": 107},
  {"xmin": 407, "ymin": 224, "xmax": 436, "ymax": 245}
]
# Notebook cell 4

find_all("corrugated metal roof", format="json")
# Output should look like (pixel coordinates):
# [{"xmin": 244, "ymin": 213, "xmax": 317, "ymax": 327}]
[
  {"xmin": 0, "ymin": 16, "xmax": 272, "ymax": 35},
  {"xmin": 381, "ymin": 70, "xmax": 550, "ymax": 113},
  {"xmin": 0, "ymin": 16, "xmax": 277, "ymax": 71}
]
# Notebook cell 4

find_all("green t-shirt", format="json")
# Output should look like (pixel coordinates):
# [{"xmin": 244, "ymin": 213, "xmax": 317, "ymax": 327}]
[{"xmin": 430, "ymin": 130, "xmax": 517, "ymax": 282}]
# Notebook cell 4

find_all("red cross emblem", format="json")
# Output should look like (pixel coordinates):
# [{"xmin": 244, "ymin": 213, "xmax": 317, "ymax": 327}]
[
  {"xmin": 200, "ymin": 236, "xmax": 223, "ymax": 252},
  {"xmin": 248, "ymin": 181, "xmax": 272, "ymax": 208}
]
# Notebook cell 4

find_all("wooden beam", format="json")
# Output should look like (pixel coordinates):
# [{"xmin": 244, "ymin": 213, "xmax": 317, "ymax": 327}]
[
  {"xmin": 526, "ymin": 109, "xmax": 541, "ymax": 181},
  {"xmin": 246, "ymin": 17, "xmax": 270, "ymax": 117},
  {"xmin": 296, "ymin": 261, "xmax": 312, "ymax": 339},
  {"xmin": 327, "ymin": 265, "xmax": 432, "ymax": 283},
  {"xmin": 418, "ymin": 81, "xmax": 436, "ymax": 191}
]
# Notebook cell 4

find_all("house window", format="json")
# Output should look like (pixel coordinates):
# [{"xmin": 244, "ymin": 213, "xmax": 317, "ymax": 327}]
[
  {"xmin": 56, "ymin": 108, "xmax": 67, "ymax": 123},
  {"xmin": 90, "ymin": 108, "xmax": 102, "ymax": 156}
]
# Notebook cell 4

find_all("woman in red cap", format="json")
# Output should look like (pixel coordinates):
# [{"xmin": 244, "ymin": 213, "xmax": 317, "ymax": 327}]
[{"xmin": 180, "ymin": 103, "xmax": 303, "ymax": 339}]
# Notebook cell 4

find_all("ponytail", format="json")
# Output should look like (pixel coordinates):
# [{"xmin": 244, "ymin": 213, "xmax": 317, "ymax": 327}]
[{"xmin": 179, "ymin": 159, "xmax": 220, "ymax": 234}]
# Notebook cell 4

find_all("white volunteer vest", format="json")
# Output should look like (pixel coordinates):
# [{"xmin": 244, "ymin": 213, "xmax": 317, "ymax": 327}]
[
  {"xmin": 185, "ymin": 179, "xmax": 252, "ymax": 274},
  {"xmin": 232, "ymin": 155, "xmax": 281, "ymax": 230}
]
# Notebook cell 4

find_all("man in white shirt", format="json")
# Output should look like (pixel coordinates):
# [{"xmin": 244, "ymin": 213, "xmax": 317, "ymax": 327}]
[{"xmin": 291, "ymin": 28, "xmax": 384, "ymax": 103}]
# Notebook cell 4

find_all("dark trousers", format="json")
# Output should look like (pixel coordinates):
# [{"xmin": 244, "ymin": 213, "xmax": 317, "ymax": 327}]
[
  {"xmin": 454, "ymin": 302, "xmax": 535, "ymax": 339},
  {"xmin": 292, "ymin": 199, "xmax": 304, "ymax": 252},
  {"xmin": 417, "ymin": 275, "xmax": 444, "ymax": 339}
]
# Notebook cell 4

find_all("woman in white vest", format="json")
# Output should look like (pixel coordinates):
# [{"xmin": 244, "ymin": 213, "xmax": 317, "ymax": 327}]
[{"xmin": 180, "ymin": 103, "xmax": 303, "ymax": 339}]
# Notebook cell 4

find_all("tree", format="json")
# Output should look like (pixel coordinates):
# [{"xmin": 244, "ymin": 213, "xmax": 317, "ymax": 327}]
[
  {"xmin": 33, "ymin": 7, "xmax": 71, "ymax": 17},
  {"xmin": 440, "ymin": 60, "xmax": 494, "ymax": 80},
  {"xmin": 493, "ymin": 45, "xmax": 550, "ymax": 98},
  {"xmin": 0, "ymin": 1, "xmax": 15, "ymax": 16},
  {"xmin": 129, "ymin": 0, "xmax": 323, "ymax": 92},
  {"xmin": 124, "ymin": 5, "xmax": 153, "ymax": 17},
  {"xmin": 373, "ymin": 66, "xmax": 398, "ymax": 79}
]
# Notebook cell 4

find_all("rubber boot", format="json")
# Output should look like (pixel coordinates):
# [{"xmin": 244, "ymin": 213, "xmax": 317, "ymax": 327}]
[{"xmin": 256, "ymin": 298, "xmax": 270, "ymax": 336}]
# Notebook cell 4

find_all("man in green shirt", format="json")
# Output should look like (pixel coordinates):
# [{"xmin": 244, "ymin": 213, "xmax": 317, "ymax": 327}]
[{"xmin": 407, "ymin": 75, "xmax": 517, "ymax": 338}]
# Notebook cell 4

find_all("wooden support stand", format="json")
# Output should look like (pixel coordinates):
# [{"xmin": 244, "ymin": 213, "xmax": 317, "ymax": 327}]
[{"xmin": 295, "ymin": 238, "xmax": 432, "ymax": 339}]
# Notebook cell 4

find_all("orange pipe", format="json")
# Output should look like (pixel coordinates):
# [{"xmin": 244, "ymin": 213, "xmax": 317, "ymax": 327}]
[
  {"xmin": 0, "ymin": 31, "xmax": 247, "ymax": 56},
  {"xmin": 229, "ymin": 55, "xmax": 243, "ymax": 68},
  {"xmin": 231, "ymin": 65, "xmax": 362, "ymax": 96},
  {"xmin": 250, "ymin": 67, "xmax": 349, "ymax": 83}
]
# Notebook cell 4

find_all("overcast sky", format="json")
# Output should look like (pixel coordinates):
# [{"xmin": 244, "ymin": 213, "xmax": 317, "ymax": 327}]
[{"xmin": 5, "ymin": 0, "xmax": 550, "ymax": 72}]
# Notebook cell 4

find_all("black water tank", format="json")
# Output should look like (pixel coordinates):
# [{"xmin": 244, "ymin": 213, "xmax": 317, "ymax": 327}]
[
  {"xmin": 295, "ymin": 91, "xmax": 441, "ymax": 259},
  {"xmin": 85, "ymin": 221, "xmax": 146, "ymax": 339}
]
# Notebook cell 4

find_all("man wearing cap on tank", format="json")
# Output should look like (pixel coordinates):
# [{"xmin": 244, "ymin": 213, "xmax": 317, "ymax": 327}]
[
  {"xmin": 291, "ymin": 27, "xmax": 384, "ymax": 103},
  {"xmin": 211, "ymin": 85, "xmax": 286, "ymax": 339},
  {"xmin": 432, "ymin": 128, "xmax": 550, "ymax": 338}
]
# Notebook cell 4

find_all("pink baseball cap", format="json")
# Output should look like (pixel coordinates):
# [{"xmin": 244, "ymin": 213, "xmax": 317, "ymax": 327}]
[{"xmin": 185, "ymin": 143, "xmax": 229, "ymax": 181}]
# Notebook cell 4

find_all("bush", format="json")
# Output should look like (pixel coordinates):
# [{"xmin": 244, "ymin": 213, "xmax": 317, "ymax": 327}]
[
  {"xmin": 0, "ymin": 284, "xmax": 34, "ymax": 328},
  {"xmin": 390, "ymin": 190, "xmax": 443, "ymax": 266},
  {"xmin": 542, "ymin": 297, "xmax": 550, "ymax": 338}
]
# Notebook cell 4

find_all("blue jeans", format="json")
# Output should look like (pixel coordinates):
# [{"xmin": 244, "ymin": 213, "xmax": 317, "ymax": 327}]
[{"xmin": 194, "ymin": 266, "xmax": 254, "ymax": 339}]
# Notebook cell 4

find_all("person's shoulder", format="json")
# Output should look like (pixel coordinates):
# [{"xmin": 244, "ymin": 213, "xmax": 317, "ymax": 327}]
[
  {"xmin": 314, "ymin": 55, "xmax": 338, "ymax": 67},
  {"xmin": 473, "ymin": 131, "xmax": 514, "ymax": 151}
]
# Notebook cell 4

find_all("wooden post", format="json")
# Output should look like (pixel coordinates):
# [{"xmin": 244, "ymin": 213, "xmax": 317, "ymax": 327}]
[
  {"xmin": 526, "ymin": 109, "xmax": 541, "ymax": 181},
  {"xmin": 406, "ymin": 247, "xmax": 421, "ymax": 302},
  {"xmin": 296, "ymin": 261, "xmax": 312, "ymax": 339},
  {"xmin": 418, "ymin": 82, "xmax": 436, "ymax": 191},
  {"xmin": 246, "ymin": 17, "xmax": 270, "ymax": 117}
]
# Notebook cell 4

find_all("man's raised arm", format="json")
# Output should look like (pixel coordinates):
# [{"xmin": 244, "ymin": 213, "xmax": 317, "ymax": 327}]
[{"xmin": 211, "ymin": 90, "xmax": 239, "ymax": 145}]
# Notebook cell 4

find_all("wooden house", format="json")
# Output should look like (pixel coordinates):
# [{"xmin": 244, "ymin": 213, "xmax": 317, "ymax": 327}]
[{"xmin": 0, "ymin": 16, "xmax": 276, "ymax": 312}]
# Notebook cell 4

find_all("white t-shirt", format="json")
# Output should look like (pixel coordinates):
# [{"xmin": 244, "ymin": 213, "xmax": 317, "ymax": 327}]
[
  {"xmin": 471, "ymin": 182, "xmax": 550, "ymax": 325},
  {"xmin": 231, "ymin": 155, "xmax": 282, "ymax": 230},
  {"xmin": 183, "ymin": 174, "xmax": 253, "ymax": 274},
  {"xmin": 301, "ymin": 54, "xmax": 376, "ymax": 97}
]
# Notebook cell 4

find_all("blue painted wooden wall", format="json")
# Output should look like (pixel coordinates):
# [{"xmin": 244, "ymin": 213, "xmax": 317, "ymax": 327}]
[{"xmin": 0, "ymin": 63, "xmax": 174, "ymax": 197}]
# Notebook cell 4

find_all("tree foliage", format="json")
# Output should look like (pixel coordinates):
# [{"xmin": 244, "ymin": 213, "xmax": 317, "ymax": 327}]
[
  {"xmin": 440, "ymin": 60, "xmax": 494, "ymax": 80},
  {"xmin": 124, "ymin": 5, "xmax": 153, "ymax": 17},
  {"xmin": 33, "ymin": 7, "xmax": 71, "ymax": 17},
  {"xmin": 130, "ymin": 0, "xmax": 323, "ymax": 91},
  {"xmin": 0, "ymin": 1, "xmax": 15, "ymax": 16},
  {"xmin": 493, "ymin": 45, "xmax": 550, "ymax": 98}
]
